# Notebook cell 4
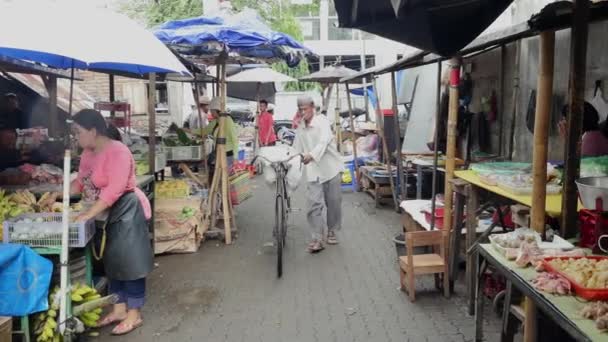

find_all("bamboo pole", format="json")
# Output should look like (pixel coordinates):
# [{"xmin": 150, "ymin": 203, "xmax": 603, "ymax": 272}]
[
  {"xmin": 431, "ymin": 61, "xmax": 443, "ymax": 230},
  {"xmin": 391, "ymin": 72, "xmax": 405, "ymax": 202},
  {"xmin": 443, "ymin": 58, "xmax": 461, "ymax": 238},
  {"xmin": 192, "ymin": 76, "xmax": 208, "ymax": 185},
  {"xmin": 253, "ymin": 82, "xmax": 261, "ymax": 152},
  {"xmin": 345, "ymin": 82, "xmax": 359, "ymax": 173},
  {"xmin": 218, "ymin": 62, "xmax": 232, "ymax": 244},
  {"xmin": 497, "ymin": 45, "xmax": 505, "ymax": 156},
  {"xmin": 561, "ymin": 0, "xmax": 589, "ymax": 238},
  {"xmin": 148, "ymin": 73, "xmax": 156, "ymax": 175},
  {"xmin": 526, "ymin": 30, "xmax": 556, "ymax": 342},
  {"xmin": 372, "ymin": 78, "xmax": 398, "ymax": 210}
]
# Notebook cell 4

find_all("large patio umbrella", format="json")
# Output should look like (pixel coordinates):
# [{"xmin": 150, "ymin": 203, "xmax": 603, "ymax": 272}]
[
  {"xmin": 0, "ymin": 1, "xmax": 190, "ymax": 337},
  {"xmin": 332, "ymin": 0, "xmax": 513, "ymax": 56},
  {"xmin": 0, "ymin": 0, "xmax": 190, "ymax": 75},
  {"xmin": 300, "ymin": 65, "xmax": 359, "ymax": 151},
  {"xmin": 228, "ymin": 66, "xmax": 295, "ymax": 151}
]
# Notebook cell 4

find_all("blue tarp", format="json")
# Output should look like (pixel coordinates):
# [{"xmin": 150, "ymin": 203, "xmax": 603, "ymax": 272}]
[
  {"xmin": 349, "ymin": 85, "xmax": 377, "ymax": 109},
  {"xmin": 154, "ymin": 8, "xmax": 312, "ymax": 67},
  {"xmin": 0, "ymin": 244, "xmax": 53, "ymax": 316}
]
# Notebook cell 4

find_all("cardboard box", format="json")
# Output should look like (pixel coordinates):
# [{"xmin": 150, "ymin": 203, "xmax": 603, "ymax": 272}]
[
  {"xmin": 154, "ymin": 198, "xmax": 204, "ymax": 255},
  {"xmin": 0, "ymin": 316, "xmax": 12, "ymax": 342}
]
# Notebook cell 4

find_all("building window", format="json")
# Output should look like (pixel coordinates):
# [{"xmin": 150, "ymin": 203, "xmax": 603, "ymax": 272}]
[
  {"xmin": 328, "ymin": 17, "xmax": 353, "ymax": 40},
  {"xmin": 299, "ymin": 18, "xmax": 321, "ymax": 40}
]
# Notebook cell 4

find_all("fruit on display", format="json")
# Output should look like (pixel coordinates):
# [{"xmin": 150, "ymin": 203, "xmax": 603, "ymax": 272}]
[
  {"xmin": 136, "ymin": 160, "xmax": 149, "ymax": 176},
  {"xmin": 34, "ymin": 283, "xmax": 102, "ymax": 342},
  {"xmin": 548, "ymin": 258, "xmax": 608, "ymax": 288},
  {"xmin": 10, "ymin": 190, "xmax": 55, "ymax": 213},
  {"xmin": 0, "ymin": 188, "xmax": 30, "ymax": 237},
  {"xmin": 156, "ymin": 180, "xmax": 190, "ymax": 199}
]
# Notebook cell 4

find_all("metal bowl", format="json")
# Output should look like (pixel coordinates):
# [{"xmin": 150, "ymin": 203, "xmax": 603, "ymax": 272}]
[{"xmin": 576, "ymin": 177, "xmax": 608, "ymax": 210}]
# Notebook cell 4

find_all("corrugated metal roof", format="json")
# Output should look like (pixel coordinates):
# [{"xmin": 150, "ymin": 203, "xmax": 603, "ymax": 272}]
[{"xmin": 5, "ymin": 73, "xmax": 94, "ymax": 114}]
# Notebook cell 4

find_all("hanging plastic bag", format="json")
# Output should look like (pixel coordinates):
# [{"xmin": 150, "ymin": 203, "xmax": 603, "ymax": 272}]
[
  {"xmin": 590, "ymin": 80, "xmax": 608, "ymax": 122},
  {"xmin": 0, "ymin": 244, "xmax": 53, "ymax": 316}
]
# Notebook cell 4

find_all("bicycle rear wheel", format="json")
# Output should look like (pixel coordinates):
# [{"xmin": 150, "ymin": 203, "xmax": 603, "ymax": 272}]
[{"xmin": 275, "ymin": 193, "xmax": 285, "ymax": 278}]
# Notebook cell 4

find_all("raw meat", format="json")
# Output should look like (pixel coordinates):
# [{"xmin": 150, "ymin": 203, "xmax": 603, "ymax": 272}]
[{"xmin": 531, "ymin": 272, "xmax": 571, "ymax": 295}]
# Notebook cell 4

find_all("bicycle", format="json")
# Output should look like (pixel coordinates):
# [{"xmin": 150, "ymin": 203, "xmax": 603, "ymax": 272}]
[{"xmin": 252, "ymin": 152, "xmax": 302, "ymax": 278}]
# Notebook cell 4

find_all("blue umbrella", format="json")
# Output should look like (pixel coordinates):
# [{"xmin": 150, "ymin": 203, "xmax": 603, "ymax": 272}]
[{"xmin": 154, "ymin": 8, "xmax": 313, "ymax": 67}]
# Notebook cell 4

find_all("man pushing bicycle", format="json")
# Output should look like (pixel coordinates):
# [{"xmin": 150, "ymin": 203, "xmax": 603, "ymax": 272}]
[{"xmin": 293, "ymin": 95, "xmax": 344, "ymax": 253}]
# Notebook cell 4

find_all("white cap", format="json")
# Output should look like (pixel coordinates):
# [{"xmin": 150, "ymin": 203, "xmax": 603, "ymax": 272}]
[
  {"xmin": 209, "ymin": 97, "xmax": 222, "ymax": 111},
  {"xmin": 297, "ymin": 95, "xmax": 314, "ymax": 107}
]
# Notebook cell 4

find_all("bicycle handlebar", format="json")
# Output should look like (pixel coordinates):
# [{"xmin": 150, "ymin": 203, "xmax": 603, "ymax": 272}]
[{"xmin": 252, "ymin": 153, "xmax": 302, "ymax": 166}]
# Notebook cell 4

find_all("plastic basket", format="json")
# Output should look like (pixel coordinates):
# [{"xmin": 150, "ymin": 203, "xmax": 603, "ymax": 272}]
[
  {"xmin": 164, "ymin": 146, "xmax": 204, "ymax": 161},
  {"xmin": 542, "ymin": 256, "xmax": 608, "ymax": 301},
  {"xmin": 230, "ymin": 172, "xmax": 252, "ymax": 205},
  {"xmin": 3, "ymin": 213, "xmax": 95, "ymax": 248}
]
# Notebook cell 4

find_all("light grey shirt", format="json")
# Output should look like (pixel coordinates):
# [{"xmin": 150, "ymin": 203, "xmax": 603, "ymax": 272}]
[{"xmin": 294, "ymin": 114, "xmax": 343, "ymax": 184}]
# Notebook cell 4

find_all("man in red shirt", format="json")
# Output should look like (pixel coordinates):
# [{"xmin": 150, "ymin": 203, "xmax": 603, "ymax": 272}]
[{"xmin": 258, "ymin": 100, "xmax": 277, "ymax": 146}]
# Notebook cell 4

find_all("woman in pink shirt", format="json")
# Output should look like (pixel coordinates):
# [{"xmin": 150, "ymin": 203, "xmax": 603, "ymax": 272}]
[
  {"xmin": 70, "ymin": 109, "xmax": 152, "ymax": 335},
  {"xmin": 559, "ymin": 102, "xmax": 608, "ymax": 157}
]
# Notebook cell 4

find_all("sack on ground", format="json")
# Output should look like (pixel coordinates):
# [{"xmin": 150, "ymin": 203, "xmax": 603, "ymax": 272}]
[{"xmin": 154, "ymin": 198, "xmax": 203, "ymax": 254}]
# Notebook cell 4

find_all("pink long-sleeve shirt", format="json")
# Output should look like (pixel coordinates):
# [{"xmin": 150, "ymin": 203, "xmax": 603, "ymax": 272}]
[{"xmin": 76, "ymin": 140, "xmax": 151, "ymax": 219}]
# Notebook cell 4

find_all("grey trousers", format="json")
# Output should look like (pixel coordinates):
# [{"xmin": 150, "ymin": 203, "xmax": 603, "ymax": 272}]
[{"xmin": 306, "ymin": 173, "xmax": 342, "ymax": 241}]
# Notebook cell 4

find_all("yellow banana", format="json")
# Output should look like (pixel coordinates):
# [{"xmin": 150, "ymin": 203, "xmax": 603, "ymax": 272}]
[{"xmin": 71, "ymin": 293, "xmax": 83, "ymax": 302}]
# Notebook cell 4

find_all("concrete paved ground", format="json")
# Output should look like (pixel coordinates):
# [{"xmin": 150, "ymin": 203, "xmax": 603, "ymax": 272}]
[{"xmin": 99, "ymin": 179, "xmax": 507, "ymax": 342}]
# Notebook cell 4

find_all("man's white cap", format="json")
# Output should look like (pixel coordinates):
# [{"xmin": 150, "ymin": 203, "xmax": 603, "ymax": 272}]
[{"xmin": 209, "ymin": 97, "xmax": 222, "ymax": 111}]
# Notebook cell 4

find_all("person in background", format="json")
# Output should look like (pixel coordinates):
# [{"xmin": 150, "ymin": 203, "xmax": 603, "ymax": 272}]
[
  {"xmin": 293, "ymin": 95, "xmax": 343, "ymax": 253},
  {"xmin": 258, "ymin": 100, "xmax": 277, "ymax": 146},
  {"xmin": 558, "ymin": 101, "xmax": 608, "ymax": 157},
  {"xmin": 185, "ymin": 95, "xmax": 210, "ymax": 131},
  {"xmin": 203, "ymin": 97, "xmax": 239, "ymax": 180},
  {"xmin": 0, "ymin": 93, "xmax": 26, "ymax": 130},
  {"xmin": 48, "ymin": 109, "xmax": 153, "ymax": 335}
]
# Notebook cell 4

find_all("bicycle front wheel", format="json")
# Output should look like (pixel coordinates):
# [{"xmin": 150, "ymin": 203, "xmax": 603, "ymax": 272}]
[{"xmin": 275, "ymin": 193, "xmax": 285, "ymax": 278}]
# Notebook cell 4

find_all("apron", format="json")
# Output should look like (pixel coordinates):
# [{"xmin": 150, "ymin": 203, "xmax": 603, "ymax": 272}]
[{"xmin": 101, "ymin": 192, "xmax": 153, "ymax": 281}]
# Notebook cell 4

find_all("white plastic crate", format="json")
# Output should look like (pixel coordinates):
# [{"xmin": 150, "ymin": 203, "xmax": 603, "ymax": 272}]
[
  {"xmin": 3, "ymin": 213, "xmax": 95, "ymax": 248},
  {"xmin": 164, "ymin": 146, "xmax": 204, "ymax": 161}
]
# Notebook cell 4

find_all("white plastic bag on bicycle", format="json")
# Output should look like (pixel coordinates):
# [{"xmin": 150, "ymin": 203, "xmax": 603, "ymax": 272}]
[{"xmin": 257, "ymin": 145, "xmax": 302, "ymax": 191}]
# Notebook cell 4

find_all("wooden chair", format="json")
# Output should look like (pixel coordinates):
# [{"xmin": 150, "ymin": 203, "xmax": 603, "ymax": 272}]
[{"xmin": 399, "ymin": 230, "xmax": 450, "ymax": 302}]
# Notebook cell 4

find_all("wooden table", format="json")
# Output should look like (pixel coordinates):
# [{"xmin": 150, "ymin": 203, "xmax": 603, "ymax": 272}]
[
  {"xmin": 358, "ymin": 166, "xmax": 395, "ymax": 208},
  {"xmin": 475, "ymin": 244, "xmax": 600, "ymax": 342},
  {"xmin": 452, "ymin": 170, "xmax": 584, "ymax": 315}
]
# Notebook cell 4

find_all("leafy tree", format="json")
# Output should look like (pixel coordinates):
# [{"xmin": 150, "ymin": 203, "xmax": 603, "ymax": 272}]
[{"xmin": 119, "ymin": 0, "xmax": 202, "ymax": 27}]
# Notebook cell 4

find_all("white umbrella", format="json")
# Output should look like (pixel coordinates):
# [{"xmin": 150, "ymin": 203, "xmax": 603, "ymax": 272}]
[
  {"xmin": 227, "ymin": 68, "xmax": 296, "ymax": 83},
  {"xmin": 0, "ymin": 0, "xmax": 190, "ymax": 75}
]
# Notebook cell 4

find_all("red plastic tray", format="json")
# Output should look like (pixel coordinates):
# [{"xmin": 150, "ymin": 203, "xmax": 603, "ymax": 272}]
[{"xmin": 542, "ymin": 256, "xmax": 608, "ymax": 301}]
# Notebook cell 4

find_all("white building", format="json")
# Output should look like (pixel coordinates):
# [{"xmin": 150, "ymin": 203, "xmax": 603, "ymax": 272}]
[{"xmin": 294, "ymin": 0, "xmax": 414, "ymax": 111}]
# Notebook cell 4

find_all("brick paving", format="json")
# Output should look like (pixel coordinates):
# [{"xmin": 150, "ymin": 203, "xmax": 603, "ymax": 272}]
[{"xmin": 99, "ymin": 179, "xmax": 508, "ymax": 342}]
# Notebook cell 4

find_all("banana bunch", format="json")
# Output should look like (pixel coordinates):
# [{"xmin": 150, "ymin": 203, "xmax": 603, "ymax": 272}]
[
  {"xmin": 33, "ymin": 287, "xmax": 61, "ymax": 342},
  {"xmin": 71, "ymin": 283, "xmax": 102, "ymax": 328},
  {"xmin": 0, "ymin": 188, "xmax": 29, "ymax": 236},
  {"xmin": 34, "ymin": 283, "xmax": 102, "ymax": 342},
  {"xmin": 10, "ymin": 190, "xmax": 59, "ymax": 213}
]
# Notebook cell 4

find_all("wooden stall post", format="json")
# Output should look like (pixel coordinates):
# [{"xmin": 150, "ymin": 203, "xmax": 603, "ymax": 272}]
[
  {"xmin": 335, "ymin": 83, "xmax": 342, "ymax": 151},
  {"xmin": 253, "ymin": 82, "xmax": 261, "ymax": 153},
  {"xmin": 192, "ymin": 76, "xmax": 208, "ymax": 185},
  {"xmin": 443, "ymin": 58, "xmax": 461, "ymax": 240},
  {"xmin": 391, "ymin": 72, "xmax": 405, "ymax": 201},
  {"xmin": 372, "ymin": 78, "xmax": 398, "ymax": 211},
  {"xmin": 561, "ymin": 0, "xmax": 590, "ymax": 238},
  {"xmin": 47, "ymin": 76, "xmax": 58, "ymax": 137},
  {"xmin": 430, "ymin": 61, "xmax": 443, "ymax": 230},
  {"xmin": 148, "ymin": 73, "xmax": 156, "ymax": 175},
  {"xmin": 218, "ymin": 62, "xmax": 234, "ymax": 244},
  {"xmin": 109, "ymin": 74, "xmax": 115, "ymax": 117},
  {"xmin": 527, "ymin": 30, "xmax": 556, "ymax": 342},
  {"xmin": 345, "ymin": 82, "xmax": 359, "ymax": 172}
]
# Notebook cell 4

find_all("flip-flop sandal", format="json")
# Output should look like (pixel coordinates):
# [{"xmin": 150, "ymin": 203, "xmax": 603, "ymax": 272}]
[
  {"xmin": 111, "ymin": 319, "xmax": 143, "ymax": 336},
  {"xmin": 307, "ymin": 241, "xmax": 324, "ymax": 253},
  {"xmin": 97, "ymin": 314, "xmax": 126, "ymax": 328}
]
